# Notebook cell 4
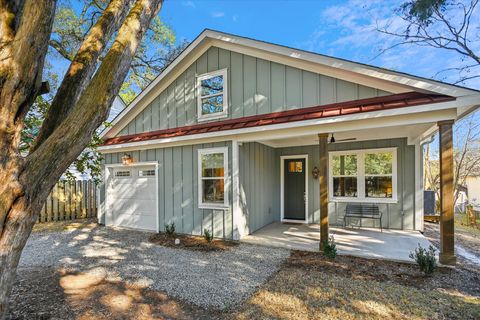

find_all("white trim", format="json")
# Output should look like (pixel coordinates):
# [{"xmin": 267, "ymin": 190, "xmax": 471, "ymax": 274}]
[
  {"xmin": 231, "ymin": 140, "xmax": 243, "ymax": 240},
  {"xmin": 328, "ymin": 148, "xmax": 398, "ymax": 204},
  {"xmin": 197, "ymin": 146, "xmax": 229, "ymax": 209},
  {"xmin": 105, "ymin": 161, "xmax": 159, "ymax": 233},
  {"xmin": 100, "ymin": 29, "xmax": 479, "ymax": 140},
  {"xmin": 98, "ymin": 103, "xmax": 462, "ymax": 154},
  {"xmin": 415, "ymin": 141, "xmax": 424, "ymax": 231},
  {"xmin": 280, "ymin": 155, "xmax": 308, "ymax": 223},
  {"xmin": 197, "ymin": 68, "xmax": 228, "ymax": 121}
]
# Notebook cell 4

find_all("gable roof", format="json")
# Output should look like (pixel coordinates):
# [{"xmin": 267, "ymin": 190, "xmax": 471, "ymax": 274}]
[
  {"xmin": 101, "ymin": 29, "xmax": 479, "ymax": 140},
  {"xmin": 102, "ymin": 92, "xmax": 454, "ymax": 146}
]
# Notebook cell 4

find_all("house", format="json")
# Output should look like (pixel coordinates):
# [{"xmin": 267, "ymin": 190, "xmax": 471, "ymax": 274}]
[{"xmin": 97, "ymin": 29, "xmax": 480, "ymax": 265}]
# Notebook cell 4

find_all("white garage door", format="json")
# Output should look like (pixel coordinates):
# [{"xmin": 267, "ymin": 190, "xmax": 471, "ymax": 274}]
[{"xmin": 108, "ymin": 165, "xmax": 157, "ymax": 231}]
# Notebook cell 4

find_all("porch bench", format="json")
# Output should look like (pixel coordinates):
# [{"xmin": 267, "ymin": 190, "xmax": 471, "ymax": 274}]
[{"xmin": 344, "ymin": 203, "xmax": 383, "ymax": 232}]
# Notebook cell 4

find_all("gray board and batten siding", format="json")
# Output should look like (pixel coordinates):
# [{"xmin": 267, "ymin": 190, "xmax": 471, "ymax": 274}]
[
  {"xmin": 103, "ymin": 141, "xmax": 233, "ymax": 239},
  {"xmin": 101, "ymin": 137, "xmax": 416, "ymax": 239},
  {"xmin": 117, "ymin": 46, "xmax": 391, "ymax": 136},
  {"xmin": 239, "ymin": 138, "xmax": 417, "ymax": 233}
]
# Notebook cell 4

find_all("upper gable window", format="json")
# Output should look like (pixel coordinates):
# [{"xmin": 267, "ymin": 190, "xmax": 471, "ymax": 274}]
[{"xmin": 197, "ymin": 69, "xmax": 228, "ymax": 121}]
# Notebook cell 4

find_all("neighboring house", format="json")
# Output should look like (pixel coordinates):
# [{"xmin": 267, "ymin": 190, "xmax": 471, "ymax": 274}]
[
  {"xmin": 97, "ymin": 29, "xmax": 480, "ymax": 241},
  {"xmin": 464, "ymin": 176, "xmax": 480, "ymax": 210}
]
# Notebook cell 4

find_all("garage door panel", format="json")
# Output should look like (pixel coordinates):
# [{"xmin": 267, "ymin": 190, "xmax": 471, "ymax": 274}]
[
  {"xmin": 114, "ymin": 212, "xmax": 156, "ymax": 230},
  {"xmin": 112, "ymin": 199, "xmax": 156, "ymax": 213},
  {"xmin": 108, "ymin": 165, "xmax": 157, "ymax": 231}
]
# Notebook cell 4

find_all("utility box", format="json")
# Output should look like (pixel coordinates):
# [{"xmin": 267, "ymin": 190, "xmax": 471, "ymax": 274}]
[{"xmin": 424, "ymin": 190, "xmax": 436, "ymax": 214}]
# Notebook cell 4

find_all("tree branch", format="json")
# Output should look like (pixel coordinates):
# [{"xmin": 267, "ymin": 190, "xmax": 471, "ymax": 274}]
[
  {"xmin": 33, "ymin": 0, "xmax": 134, "ymax": 150},
  {"xmin": 24, "ymin": 0, "xmax": 164, "ymax": 208}
]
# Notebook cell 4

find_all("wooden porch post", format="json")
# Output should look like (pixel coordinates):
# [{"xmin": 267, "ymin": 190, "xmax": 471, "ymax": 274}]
[
  {"xmin": 319, "ymin": 133, "xmax": 329, "ymax": 249},
  {"xmin": 438, "ymin": 120, "xmax": 456, "ymax": 265}
]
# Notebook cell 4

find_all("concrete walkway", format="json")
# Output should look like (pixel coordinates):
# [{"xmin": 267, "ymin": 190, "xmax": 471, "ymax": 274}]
[{"xmin": 241, "ymin": 222, "xmax": 434, "ymax": 263}]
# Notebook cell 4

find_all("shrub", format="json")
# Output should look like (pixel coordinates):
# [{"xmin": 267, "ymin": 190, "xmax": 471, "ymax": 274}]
[
  {"xmin": 322, "ymin": 236, "xmax": 337, "ymax": 259},
  {"xmin": 409, "ymin": 244, "xmax": 437, "ymax": 275},
  {"xmin": 164, "ymin": 222, "xmax": 175, "ymax": 237},
  {"xmin": 203, "ymin": 228, "xmax": 213, "ymax": 243}
]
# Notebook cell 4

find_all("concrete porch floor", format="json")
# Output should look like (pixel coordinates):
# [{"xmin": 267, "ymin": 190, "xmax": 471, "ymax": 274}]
[{"xmin": 241, "ymin": 222, "xmax": 434, "ymax": 263}]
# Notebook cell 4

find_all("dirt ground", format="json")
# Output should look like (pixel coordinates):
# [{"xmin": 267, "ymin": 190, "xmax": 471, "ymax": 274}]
[
  {"xmin": 9, "ymin": 267, "xmax": 216, "ymax": 320},
  {"xmin": 149, "ymin": 233, "xmax": 238, "ymax": 252},
  {"xmin": 7, "ymin": 220, "xmax": 480, "ymax": 319},
  {"xmin": 423, "ymin": 221, "xmax": 480, "ymax": 270},
  {"xmin": 233, "ymin": 254, "xmax": 480, "ymax": 320}
]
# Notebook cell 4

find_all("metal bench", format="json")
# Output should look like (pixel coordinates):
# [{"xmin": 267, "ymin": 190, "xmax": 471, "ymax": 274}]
[{"xmin": 344, "ymin": 203, "xmax": 383, "ymax": 232}]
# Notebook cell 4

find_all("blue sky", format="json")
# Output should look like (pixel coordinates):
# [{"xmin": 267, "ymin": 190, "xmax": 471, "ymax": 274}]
[
  {"xmin": 158, "ymin": 0, "xmax": 480, "ymax": 155},
  {"xmin": 159, "ymin": 0, "xmax": 479, "ymax": 90}
]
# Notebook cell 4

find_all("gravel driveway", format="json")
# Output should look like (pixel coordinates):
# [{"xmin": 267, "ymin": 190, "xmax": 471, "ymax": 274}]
[{"xmin": 19, "ymin": 225, "xmax": 290, "ymax": 309}]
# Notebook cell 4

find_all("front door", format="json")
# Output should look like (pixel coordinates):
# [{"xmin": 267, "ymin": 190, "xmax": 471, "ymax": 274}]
[{"xmin": 283, "ymin": 158, "xmax": 306, "ymax": 221}]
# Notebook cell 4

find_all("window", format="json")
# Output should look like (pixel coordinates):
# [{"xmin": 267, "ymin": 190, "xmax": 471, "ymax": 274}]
[
  {"xmin": 198, "ymin": 147, "xmax": 228, "ymax": 208},
  {"xmin": 115, "ymin": 170, "xmax": 131, "ymax": 178},
  {"xmin": 329, "ymin": 148, "xmax": 397, "ymax": 202},
  {"xmin": 139, "ymin": 169, "xmax": 155, "ymax": 177},
  {"xmin": 288, "ymin": 161, "xmax": 303, "ymax": 173},
  {"xmin": 197, "ymin": 69, "xmax": 228, "ymax": 121},
  {"xmin": 331, "ymin": 154, "xmax": 357, "ymax": 197}
]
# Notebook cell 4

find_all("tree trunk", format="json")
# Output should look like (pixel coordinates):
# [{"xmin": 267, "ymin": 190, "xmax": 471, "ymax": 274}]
[{"xmin": 0, "ymin": 0, "xmax": 164, "ymax": 317}]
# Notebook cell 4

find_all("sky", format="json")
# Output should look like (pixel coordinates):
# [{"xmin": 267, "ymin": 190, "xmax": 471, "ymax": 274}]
[
  {"xmin": 159, "ymin": 0, "xmax": 480, "ymax": 90},
  {"xmin": 157, "ymin": 0, "xmax": 480, "ymax": 154},
  {"xmin": 53, "ymin": 0, "xmax": 479, "ymax": 154}
]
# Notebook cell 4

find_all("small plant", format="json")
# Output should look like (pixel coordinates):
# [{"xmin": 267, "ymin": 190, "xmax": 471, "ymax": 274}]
[
  {"xmin": 203, "ymin": 228, "xmax": 213, "ymax": 243},
  {"xmin": 409, "ymin": 244, "xmax": 437, "ymax": 275},
  {"xmin": 322, "ymin": 236, "xmax": 337, "ymax": 259},
  {"xmin": 164, "ymin": 222, "xmax": 175, "ymax": 237}
]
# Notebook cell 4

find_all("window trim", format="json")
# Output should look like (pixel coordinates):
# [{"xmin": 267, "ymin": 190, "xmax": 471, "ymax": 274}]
[
  {"xmin": 198, "ymin": 147, "xmax": 229, "ymax": 209},
  {"xmin": 196, "ymin": 68, "xmax": 228, "ymax": 122},
  {"xmin": 114, "ymin": 170, "xmax": 131, "ymax": 178},
  {"xmin": 329, "ymin": 147, "xmax": 398, "ymax": 203}
]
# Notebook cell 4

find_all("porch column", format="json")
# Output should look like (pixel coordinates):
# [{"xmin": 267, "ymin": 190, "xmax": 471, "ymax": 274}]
[
  {"xmin": 438, "ymin": 120, "xmax": 456, "ymax": 265},
  {"xmin": 318, "ymin": 133, "xmax": 329, "ymax": 249}
]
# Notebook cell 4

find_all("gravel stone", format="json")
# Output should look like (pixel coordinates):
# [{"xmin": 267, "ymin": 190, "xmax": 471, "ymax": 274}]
[{"xmin": 19, "ymin": 226, "xmax": 290, "ymax": 309}]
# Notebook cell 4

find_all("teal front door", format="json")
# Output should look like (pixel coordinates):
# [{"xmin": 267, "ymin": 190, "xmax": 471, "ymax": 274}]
[{"xmin": 283, "ymin": 158, "xmax": 306, "ymax": 221}]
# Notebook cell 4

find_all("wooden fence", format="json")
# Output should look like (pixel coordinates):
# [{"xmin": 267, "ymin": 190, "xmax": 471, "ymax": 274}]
[{"xmin": 38, "ymin": 180, "xmax": 97, "ymax": 223}]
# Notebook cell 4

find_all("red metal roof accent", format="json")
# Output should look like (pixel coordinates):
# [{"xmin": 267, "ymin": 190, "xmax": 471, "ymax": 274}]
[{"xmin": 102, "ymin": 92, "xmax": 455, "ymax": 146}]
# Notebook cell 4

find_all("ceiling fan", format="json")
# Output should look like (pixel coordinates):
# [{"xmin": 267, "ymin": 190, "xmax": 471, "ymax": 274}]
[{"xmin": 328, "ymin": 133, "xmax": 356, "ymax": 144}]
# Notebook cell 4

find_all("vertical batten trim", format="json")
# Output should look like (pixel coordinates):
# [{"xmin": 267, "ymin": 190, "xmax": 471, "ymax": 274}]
[{"xmin": 232, "ymin": 140, "xmax": 242, "ymax": 240}]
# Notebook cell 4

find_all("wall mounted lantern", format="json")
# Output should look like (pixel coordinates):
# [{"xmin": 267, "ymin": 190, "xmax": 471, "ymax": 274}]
[
  {"xmin": 312, "ymin": 166, "xmax": 320, "ymax": 179},
  {"xmin": 122, "ymin": 153, "xmax": 133, "ymax": 165}
]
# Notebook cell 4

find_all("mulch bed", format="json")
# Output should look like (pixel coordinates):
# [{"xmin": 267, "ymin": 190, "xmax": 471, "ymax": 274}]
[
  {"xmin": 288, "ymin": 250, "xmax": 480, "ymax": 297},
  {"xmin": 149, "ymin": 233, "xmax": 239, "ymax": 252}
]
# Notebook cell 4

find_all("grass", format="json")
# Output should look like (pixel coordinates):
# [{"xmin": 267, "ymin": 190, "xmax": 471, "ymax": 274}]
[
  {"xmin": 233, "ymin": 252, "xmax": 480, "ymax": 320},
  {"xmin": 234, "ymin": 267, "xmax": 479, "ymax": 320},
  {"xmin": 32, "ymin": 218, "xmax": 97, "ymax": 233}
]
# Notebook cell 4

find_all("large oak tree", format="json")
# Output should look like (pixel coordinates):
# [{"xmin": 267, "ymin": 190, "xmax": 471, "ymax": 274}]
[{"xmin": 0, "ymin": 0, "xmax": 164, "ymax": 317}]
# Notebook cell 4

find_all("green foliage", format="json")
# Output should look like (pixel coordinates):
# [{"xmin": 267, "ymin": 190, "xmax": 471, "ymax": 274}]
[
  {"xmin": 165, "ymin": 222, "xmax": 175, "ymax": 237},
  {"xmin": 20, "ymin": 96, "xmax": 50, "ymax": 154},
  {"xmin": 21, "ymin": 1, "xmax": 188, "ymax": 182},
  {"xmin": 322, "ymin": 236, "xmax": 337, "ymax": 259},
  {"xmin": 409, "ymin": 244, "xmax": 437, "ymax": 275},
  {"xmin": 203, "ymin": 228, "xmax": 213, "ymax": 243},
  {"xmin": 399, "ymin": 0, "xmax": 447, "ymax": 25}
]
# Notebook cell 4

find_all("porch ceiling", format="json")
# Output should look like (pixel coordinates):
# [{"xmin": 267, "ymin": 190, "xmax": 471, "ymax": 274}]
[{"xmin": 258, "ymin": 123, "xmax": 433, "ymax": 148}]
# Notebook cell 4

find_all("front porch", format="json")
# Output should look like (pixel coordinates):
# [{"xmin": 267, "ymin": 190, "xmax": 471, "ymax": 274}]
[{"xmin": 242, "ymin": 222, "xmax": 434, "ymax": 263}]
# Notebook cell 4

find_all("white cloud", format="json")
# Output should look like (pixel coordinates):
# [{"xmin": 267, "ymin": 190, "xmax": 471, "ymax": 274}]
[
  {"xmin": 299, "ymin": 0, "xmax": 480, "ymax": 89},
  {"xmin": 211, "ymin": 11, "xmax": 225, "ymax": 18},
  {"xmin": 182, "ymin": 1, "xmax": 195, "ymax": 8}
]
